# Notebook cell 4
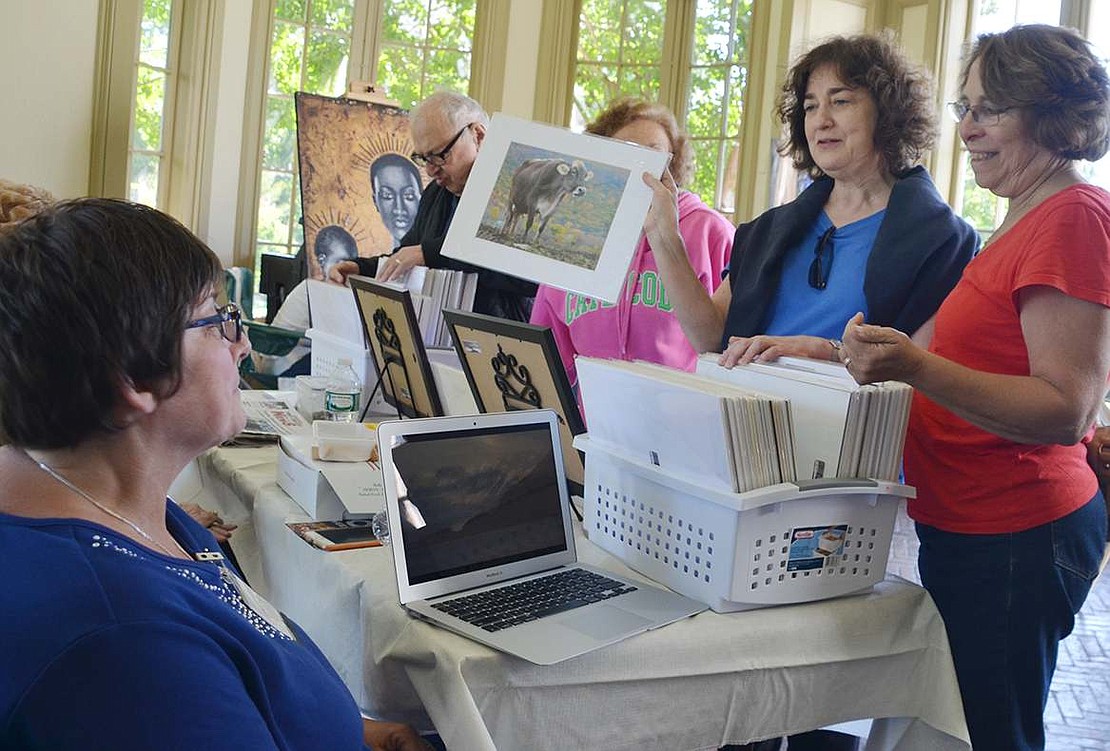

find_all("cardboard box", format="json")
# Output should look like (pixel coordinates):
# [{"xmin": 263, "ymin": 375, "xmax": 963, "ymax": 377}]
[{"xmin": 276, "ymin": 434, "xmax": 385, "ymax": 520}]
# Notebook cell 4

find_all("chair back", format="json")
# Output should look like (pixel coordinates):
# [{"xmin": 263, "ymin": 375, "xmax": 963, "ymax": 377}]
[
  {"xmin": 224, "ymin": 267, "xmax": 254, "ymax": 320},
  {"xmin": 260, "ymin": 253, "xmax": 306, "ymax": 323}
]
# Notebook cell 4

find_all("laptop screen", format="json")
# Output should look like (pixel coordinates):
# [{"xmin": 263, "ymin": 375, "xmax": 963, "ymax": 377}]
[{"xmin": 388, "ymin": 421, "xmax": 568, "ymax": 585}]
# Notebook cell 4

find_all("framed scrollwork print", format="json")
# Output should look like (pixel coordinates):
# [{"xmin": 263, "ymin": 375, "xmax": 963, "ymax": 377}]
[
  {"xmin": 442, "ymin": 309, "xmax": 585, "ymax": 491},
  {"xmin": 349, "ymin": 276, "xmax": 443, "ymax": 419}
]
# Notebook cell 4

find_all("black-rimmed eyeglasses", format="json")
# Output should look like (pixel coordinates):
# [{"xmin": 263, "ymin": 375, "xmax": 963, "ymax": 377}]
[
  {"xmin": 411, "ymin": 123, "xmax": 473, "ymax": 168},
  {"xmin": 947, "ymin": 101, "xmax": 1013, "ymax": 126},
  {"xmin": 808, "ymin": 226, "xmax": 836, "ymax": 290},
  {"xmin": 186, "ymin": 303, "xmax": 243, "ymax": 343}
]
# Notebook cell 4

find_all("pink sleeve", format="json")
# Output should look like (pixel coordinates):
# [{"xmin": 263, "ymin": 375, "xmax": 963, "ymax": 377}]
[
  {"xmin": 680, "ymin": 209, "xmax": 735, "ymax": 293},
  {"xmin": 530, "ymin": 285, "xmax": 580, "ymax": 389}
]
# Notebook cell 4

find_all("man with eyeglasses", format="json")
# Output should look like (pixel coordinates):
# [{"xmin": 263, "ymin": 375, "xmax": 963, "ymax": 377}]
[{"xmin": 331, "ymin": 91, "xmax": 537, "ymax": 322}]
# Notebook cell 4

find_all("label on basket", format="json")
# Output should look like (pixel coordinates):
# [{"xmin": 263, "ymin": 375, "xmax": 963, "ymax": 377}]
[{"xmin": 786, "ymin": 524, "xmax": 848, "ymax": 571}]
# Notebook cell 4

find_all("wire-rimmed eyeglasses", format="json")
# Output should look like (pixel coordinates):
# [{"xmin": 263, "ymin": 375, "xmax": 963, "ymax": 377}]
[
  {"xmin": 808, "ymin": 226, "xmax": 836, "ymax": 291},
  {"xmin": 947, "ymin": 101, "xmax": 1013, "ymax": 126},
  {"xmin": 411, "ymin": 123, "xmax": 474, "ymax": 168},
  {"xmin": 186, "ymin": 303, "xmax": 243, "ymax": 343}
]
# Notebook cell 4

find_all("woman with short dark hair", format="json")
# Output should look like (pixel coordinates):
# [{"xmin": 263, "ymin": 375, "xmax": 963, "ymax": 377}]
[
  {"xmin": 0, "ymin": 199, "xmax": 429, "ymax": 751},
  {"xmin": 842, "ymin": 24, "xmax": 1110, "ymax": 750}
]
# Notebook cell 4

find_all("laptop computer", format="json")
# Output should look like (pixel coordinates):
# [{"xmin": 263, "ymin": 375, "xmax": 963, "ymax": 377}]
[{"xmin": 378, "ymin": 409, "xmax": 706, "ymax": 664}]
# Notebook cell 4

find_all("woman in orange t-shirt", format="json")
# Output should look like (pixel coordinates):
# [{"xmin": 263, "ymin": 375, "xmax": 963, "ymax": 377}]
[{"xmin": 840, "ymin": 25, "xmax": 1110, "ymax": 751}]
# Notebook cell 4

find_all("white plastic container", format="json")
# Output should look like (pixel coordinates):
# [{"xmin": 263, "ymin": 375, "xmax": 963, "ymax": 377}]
[
  {"xmin": 295, "ymin": 375, "xmax": 328, "ymax": 421},
  {"xmin": 574, "ymin": 435, "xmax": 913, "ymax": 612},
  {"xmin": 313, "ymin": 420, "xmax": 378, "ymax": 462}
]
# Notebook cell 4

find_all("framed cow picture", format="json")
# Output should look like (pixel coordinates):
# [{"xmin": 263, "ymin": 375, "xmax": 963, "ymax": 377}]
[{"xmin": 442, "ymin": 113, "xmax": 669, "ymax": 304}]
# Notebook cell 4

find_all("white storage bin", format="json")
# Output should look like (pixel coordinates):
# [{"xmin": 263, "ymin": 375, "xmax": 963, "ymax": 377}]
[{"xmin": 574, "ymin": 436, "xmax": 913, "ymax": 612}]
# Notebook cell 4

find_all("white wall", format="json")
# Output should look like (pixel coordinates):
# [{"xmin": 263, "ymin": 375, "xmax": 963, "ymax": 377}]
[
  {"xmin": 200, "ymin": 1, "xmax": 254, "ymax": 265},
  {"xmin": 0, "ymin": 1, "xmax": 99, "ymax": 197},
  {"xmin": 499, "ymin": 1, "xmax": 541, "ymax": 118}
]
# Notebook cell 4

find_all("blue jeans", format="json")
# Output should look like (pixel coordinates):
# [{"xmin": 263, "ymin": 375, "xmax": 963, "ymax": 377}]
[{"xmin": 916, "ymin": 493, "xmax": 1107, "ymax": 751}]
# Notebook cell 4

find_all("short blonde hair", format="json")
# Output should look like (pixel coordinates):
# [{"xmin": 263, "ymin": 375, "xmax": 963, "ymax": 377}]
[
  {"xmin": 586, "ymin": 98, "xmax": 693, "ymax": 187},
  {"xmin": 0, "ymin": 179, "xmax": 55, "ymax": 230}
]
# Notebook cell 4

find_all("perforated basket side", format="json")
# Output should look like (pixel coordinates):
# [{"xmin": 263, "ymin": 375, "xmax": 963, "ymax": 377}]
[
  {"xmin": 580, "ymin": 440, "xmax": 903, "ymax": 612},
  {"xmin": 728, "ymin": 493, "xmax": 899, "ymax": 606},
  {"xmin": 583, "ymin": 448, "xmax": 741, "ymax": 610}
]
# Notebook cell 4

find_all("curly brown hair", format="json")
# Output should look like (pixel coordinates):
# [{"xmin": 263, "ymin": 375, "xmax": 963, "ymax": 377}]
[
  {"xmin": 586, "ymin": 98, "xmax": 693, "ymax": 187},
  {"xmin": 961, "ymin": 24, "xmax": 1110, "ymax": 162},
  {"xmin": 0, "ymin": 179, "xmax": 55, "ymax": 230},
  {"xmin": 777, "ymin": 33, "xmax": 937, "ymax": 179}
]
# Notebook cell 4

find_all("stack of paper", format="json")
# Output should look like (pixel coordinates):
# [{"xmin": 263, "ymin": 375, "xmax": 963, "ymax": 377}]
[
  {"xmin": 378, "ymin": 264, "xmax": 478, "ymax": 348},
  {"xmin": 238, "ymin": 390, "xmax": 312, "ymax": 437},
  {"xmin": 576, "ymin": 358, "xmax": 795, "ymax": 493},
  {"xmin": 695, "ymin": 355, "xmax": 912, "ymax": 482}
]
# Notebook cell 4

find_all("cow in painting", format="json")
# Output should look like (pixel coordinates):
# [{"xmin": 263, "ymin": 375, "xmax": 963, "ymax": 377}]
[{"xmin": 501, "ymin": 158, "xmax": 593, "ymax": 244}]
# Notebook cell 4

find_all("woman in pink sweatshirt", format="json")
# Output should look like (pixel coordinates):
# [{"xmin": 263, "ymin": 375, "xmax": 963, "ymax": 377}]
[{"xmin": 530, "ymin": 99, "xmax": 734, "ymax": 398}]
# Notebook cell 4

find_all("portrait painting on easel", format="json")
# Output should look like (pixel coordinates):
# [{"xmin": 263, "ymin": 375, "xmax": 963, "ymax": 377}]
[{"xmin": 295, "ymin": 92, "xmax": 430, "ymax": 281}]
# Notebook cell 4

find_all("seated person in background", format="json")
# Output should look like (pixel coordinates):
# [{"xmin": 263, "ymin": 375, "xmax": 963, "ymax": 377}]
[
  {"xmin": 330, "ymin": 91, "xmax": 538, "ymax": 321},
  {"xmin": 0, "ymin": 178, "xmax": 238, "ymax": 542},
  {"xmin": 644, "ymin": 33, "xmax": 978, "ymax": 368},
  {"xmin": 530, "ymin": 98, "xmax": 734, "ymax": 396},
  {"xmin": 0, "ymin": 198, "xmax": 429, "ymax": 751}
]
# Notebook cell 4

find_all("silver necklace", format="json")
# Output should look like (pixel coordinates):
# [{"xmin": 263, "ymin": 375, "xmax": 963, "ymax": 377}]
[{"xmin": 23, "ymin": 449, "xmax": 191, "ymax": 560}]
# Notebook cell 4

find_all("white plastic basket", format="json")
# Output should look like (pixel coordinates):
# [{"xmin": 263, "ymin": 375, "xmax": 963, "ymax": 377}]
[
  {"xmin": 574, "ymin": 436, "xmax": 913, "ymax": 612},
  {"xmin": 306, "ymin": 328, "xmax": 378, "ymax": 411}
]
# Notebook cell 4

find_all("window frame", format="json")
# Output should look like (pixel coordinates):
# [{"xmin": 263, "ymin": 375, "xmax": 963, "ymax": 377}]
[
  {"xmin": 535, "ymin": 0, "xmax": 786, "ymax": 224},
  {"xmin": 233, "ymin": 0, "xmax": 505, "ymax": 271},
  {"xmin": 91, "ymin": 0, "xmax": 222, "ymax": 231}
]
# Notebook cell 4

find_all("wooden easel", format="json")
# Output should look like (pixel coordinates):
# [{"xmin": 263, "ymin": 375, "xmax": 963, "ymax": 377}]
[{"xmin": 345, "ymin": 81, "xmax": 401, "ymax": 108}]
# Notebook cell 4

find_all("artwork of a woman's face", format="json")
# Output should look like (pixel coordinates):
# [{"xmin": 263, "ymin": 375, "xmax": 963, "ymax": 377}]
[{"xmin": 371, "ymin": 160, "xmax": 422, "ymax": 246}]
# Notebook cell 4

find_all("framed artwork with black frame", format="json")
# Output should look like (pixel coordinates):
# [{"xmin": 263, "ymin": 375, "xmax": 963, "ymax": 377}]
[
  {"xmin": 442, "ymin": 309, "xmax": 585, "ymax": 494},
  {"xmin": 349, "ymin": 276, "xmax": 443, "ymax": 419}
]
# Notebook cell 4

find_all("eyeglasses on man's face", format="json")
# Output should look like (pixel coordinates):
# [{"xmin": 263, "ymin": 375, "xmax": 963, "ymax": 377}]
[
  {"xmin": 947, "ymin": 100, "xmax": 1013, "ymax": 126},
  {"xmin": 808, "ymin": 226, "xmax": 836, "ymax": 291},
  {"xmin": 186, "ymin": 303, "xmax": 243, "ymax": 343},
  {"xmin": 411, "ymin": 123, "xmax": 473, "ymax": 168}
]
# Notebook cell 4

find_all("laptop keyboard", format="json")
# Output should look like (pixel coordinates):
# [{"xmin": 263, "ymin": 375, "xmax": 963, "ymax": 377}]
[{"xmin": 430, "ymin": 568, "xmax": 638, "ymax": 632}]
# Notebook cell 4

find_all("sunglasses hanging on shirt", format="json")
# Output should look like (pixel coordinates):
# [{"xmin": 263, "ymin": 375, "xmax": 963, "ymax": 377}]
[{"xmin": 808, "ymin": 226, "xmax": 836, "ymax": 290}]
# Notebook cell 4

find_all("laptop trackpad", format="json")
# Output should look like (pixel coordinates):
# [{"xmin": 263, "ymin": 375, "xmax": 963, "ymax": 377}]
[{"xmin": 558, "ymin": 604, "xmax": 651, "ymax": 640}]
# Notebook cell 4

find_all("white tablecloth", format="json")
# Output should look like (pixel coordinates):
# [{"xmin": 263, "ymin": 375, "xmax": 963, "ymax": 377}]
[{"xmin": 181, "ymin": 446, "xmax": 970, "ymax": 751}]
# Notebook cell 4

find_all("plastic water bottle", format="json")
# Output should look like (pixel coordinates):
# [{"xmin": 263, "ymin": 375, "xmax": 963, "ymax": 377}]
[
  {"xmin": 370, "ymin": 510, "xmax": 391, "ymax": 546},
  {"xmin": 324, "ymin": 358, "xmax": 361, "ymax": 422}
]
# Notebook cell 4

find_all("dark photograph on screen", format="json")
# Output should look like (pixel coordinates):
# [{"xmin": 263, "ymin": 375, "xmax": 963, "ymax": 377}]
[{"xmin": 391, "ymin": 425, "xmax": 566, "ymax": 584}]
